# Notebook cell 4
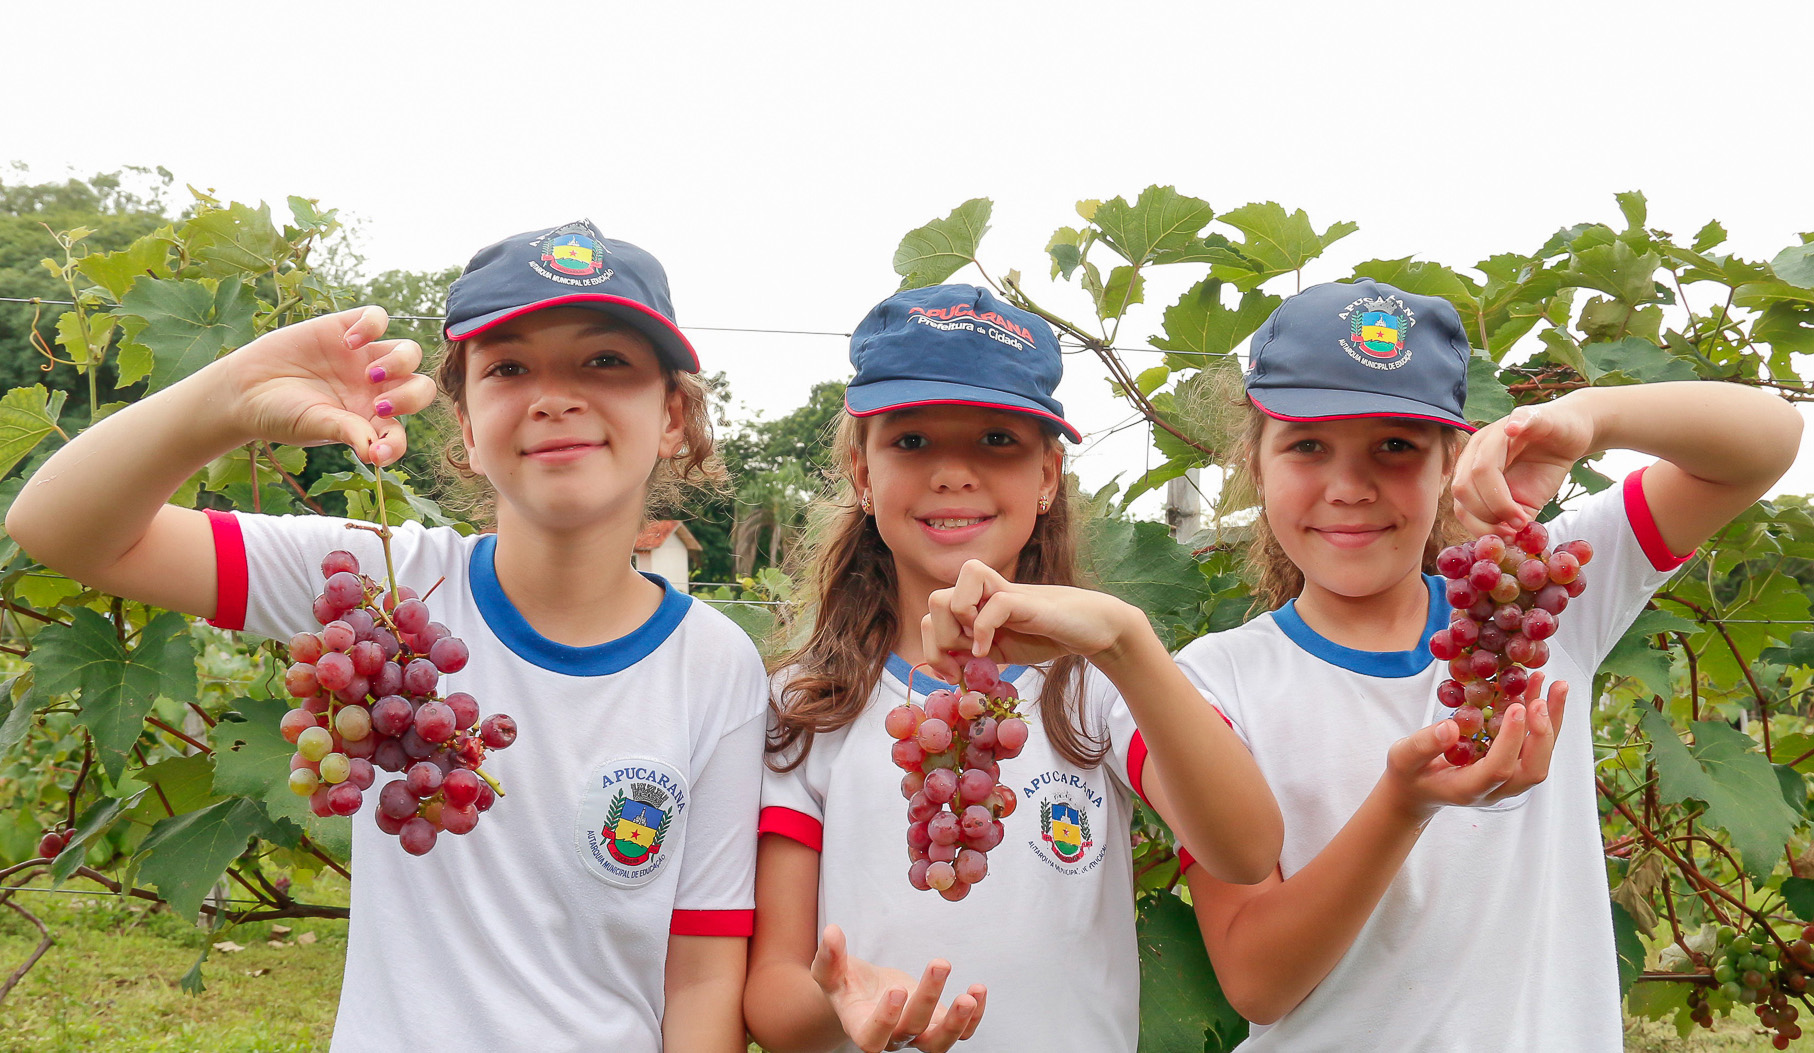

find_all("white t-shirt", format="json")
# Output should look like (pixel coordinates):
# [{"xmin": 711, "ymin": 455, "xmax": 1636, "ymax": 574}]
[
  {"xmin": 206, "ymin": 511, "xmax": 767, "ymax": 1053},
  {"xmin": 1173, "ymin": 470, "xmax": 1689, "ymax": 1052},
  {"xmin": 761, "ymin": 656, "xmax": 1151, "ymax": 1053}
]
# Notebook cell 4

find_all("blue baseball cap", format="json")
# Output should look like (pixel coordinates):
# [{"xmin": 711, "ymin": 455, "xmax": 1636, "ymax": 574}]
[
  {"xmin": 443, "ymin": 220, "xmax": 700, "ymax": 372},
  {"xmin": 845, "ymin": 285, "xmax": 1080, "ymax": 442},
  {"xmin": 1245, "ymin": 279, "xmax": 1474, "ymax": 432}
]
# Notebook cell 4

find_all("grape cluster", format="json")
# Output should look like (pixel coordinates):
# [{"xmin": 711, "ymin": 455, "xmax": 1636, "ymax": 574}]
[
  {"xmin": 887, "ymin": 656, "xmax": 1028, "ymax": 900},
  {"xmin": 1429, "ymin": 521, "xmax": 1592, "ymax": 765},
  {"xmin": 35, "ymin": 826, "xmax": 73, "ymax": 860},
  {"xmin": 1687, "ymin": 924, "xmax": 1810, "ymax": 1047},
  {"xmin": 282, "ymin": 550, "xmax": 516, "ymax": 856}
]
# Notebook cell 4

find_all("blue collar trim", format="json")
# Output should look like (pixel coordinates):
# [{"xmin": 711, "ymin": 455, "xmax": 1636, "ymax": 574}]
[
  {"xmin": 468, "ymin": 533, "xmax": 692, "ymax": 675},
  {"xmin": 884, "ymin": 653, "xmax": 1028, "ymax": 697},
  {"xmin": 1269, "ymin": 575, "xmax": 1445, "ymax": 678}
]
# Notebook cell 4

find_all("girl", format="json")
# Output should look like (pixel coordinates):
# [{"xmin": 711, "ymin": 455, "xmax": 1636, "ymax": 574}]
[
  {"xmin": 6, "ymin": 221, "xmax": 768, "ymax": 1053},
  {"xmin": 1170, "ymin": 279, "xmax": 1801, "ymax": 1050},
  {"xmin": 743, "ymin": 285, "xmax": 1283, "ymax": 1053}
]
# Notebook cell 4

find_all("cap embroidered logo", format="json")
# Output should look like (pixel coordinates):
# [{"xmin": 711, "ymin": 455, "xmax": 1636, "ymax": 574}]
[
  {"xmin": 528, "ymin": 222, "xmax": 615, "ymax": 287},
  {"xmin": 1338, "ymin": 294, "xmax": 1416, "ymax": 369}
]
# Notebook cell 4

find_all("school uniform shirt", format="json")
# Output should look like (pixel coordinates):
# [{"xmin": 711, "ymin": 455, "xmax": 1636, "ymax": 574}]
[
  {"xmin": 204, "ymin": 511, "xmax": 767, "ymax": 1053},
  {"xmin": 1173, "ymin": 469, "xmax": 1689, "ymax": 1052},
  {"xmin": 761, "ymin": 656, "xmax": 1154, "ymax": 1053}
]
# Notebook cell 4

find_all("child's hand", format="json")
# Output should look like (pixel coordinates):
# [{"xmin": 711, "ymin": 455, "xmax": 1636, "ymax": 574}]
[
  {"xmin": 920, "ymin": 560, "xmax": 1139, "ymax": 681},
  {"xmin": 220, "ymin": 306, "xmax": 437, "ymax": 465},
  {"xmin": 811, "ymin": 924, "xmax": 985, "ymax": 1052},
  {"xmin": 1382, "ymin": 674, "xmax": 1570, "ymax": 818},
  {"xmin": 1451, "ymin": 399, "xmax": 1597, "ymax": 536}
]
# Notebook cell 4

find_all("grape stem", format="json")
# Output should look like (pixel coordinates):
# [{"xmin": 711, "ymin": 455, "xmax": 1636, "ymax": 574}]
[
  {"xmin": 368, "ymin": 463, "xmax": 401, "ymax": 603},
  {"xmin": 475, "ymin": 766, "xmax": 505, "ymax": 798}
]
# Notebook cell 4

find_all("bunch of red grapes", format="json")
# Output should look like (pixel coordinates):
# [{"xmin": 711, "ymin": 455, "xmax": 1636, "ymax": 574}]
[
  {"xmin": 887, "ymin": 656, "xmax": 1028, "ymax": 900},
  {"xmin": 281, "ymin": 550, "xmax": 516, "ymax": 856},
  {"xmin": 1429, "ymin": 521, "xmax": 1592, "ymax": 765},
  {"xmin": 35, "ymin": 825, "xmax": 73, "ymax": 860}
]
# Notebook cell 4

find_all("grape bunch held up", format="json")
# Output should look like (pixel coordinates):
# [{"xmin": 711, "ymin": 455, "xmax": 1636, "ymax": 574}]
[{"xmin": 281, "ymin": 548, "xmax": 516, "ymax": 856}]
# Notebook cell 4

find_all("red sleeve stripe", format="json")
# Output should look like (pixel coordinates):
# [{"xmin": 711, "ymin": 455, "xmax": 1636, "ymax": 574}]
[
  {"xmin": 758, "ymin": 806, "xmax": 823, "ymax": 852},
  {"xmin": 1127, "ymin": 730, "xmax": 1151, "ymax": 805},
  {"xmin": 670, "ymin": 909, "xmax": 754, "ymax": 937},
  {"xmin": 1177, "ymin": 847, "xmax": 1197, "ymax": 875},
  {"xmin": 1623, "ymin": 467, "xmax": 1694, "ymax": 572},
  {"xmin": 204, "ymin": 509, "xmax": 248, "ymax": 631}
]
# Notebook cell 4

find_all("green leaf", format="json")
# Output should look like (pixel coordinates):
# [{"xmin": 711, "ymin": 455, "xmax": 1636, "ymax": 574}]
[
  {"xmin": 0, "ymin": 385, "xmax": 68, "ymax": 479},
  {"xmin": 1135, "ymin": 366, "xmax": 1170, "ymax": 397},
  {"xmin": 51, "ymin": 790, "xmax": 145, "ymax": 883},
  {"xmin": 1639, "ymin": 709, "xmax": 1801, "ymax": 882},
  {"xmin": 1463, "ymin": 356, "xmax": 1514, "ymax": 425},
  {"xmin": 0, "ymin": 674, "xmax": 36, "ymax": 754},
  {"xmin": 1772, "ymin": 243, "xmax": 1814, "ymax": 289},
  {"xmin": 1135, "ymin": 891, "xmax": 1245, "ymax": 1053},
  {"xmin": 894, "ymin": 199, "xmax": 992, "ymax": 290},
  {"xmin": 1152, "ymin": 283, "xmax": 1279, "ymax": 368},
  {"xmin": 118, "ymin": 277, "xmax": 257, "ymax": 393},
  {"xmin": 1352, "ymin": 256, "xmax": 1477, "ymax": 302},
  {"xmin": 1611, "ymin": 900, "xmax": 1647, "ymax": 996},
  {"xmin": 133, "ymin": 753, "xmax": 227, "ymax": 817},
  {"xmin": 1208, "ymin": 202, "xmax": 1358, "ymax": 291},
  {"xmin": 180, "ymin": 200, "xmax": 292, "ymax": 278},
  {"xmin": 1777, "ymin": 763, "xmax": 1807, "ymax": 818},
  {"xmin": 1615, "ymin": 191, "xmax": 1648, "ymax": 232},
  {"xmin": 1098, "ymin": 264, "xmax": 1145, "ymax": 321},
  {"xmin": 54, "ymin": 310, "xmax": 117, "ymax": 369},
  {"xmin": 1090, "ymin": 186, "xmax": 1215, "ymax": 266},
  {"xmin": 1691, "ymin": 220, "xmax": 1728, "ymax": 254},
  {"xmin": 1579, "ymin": 338, "xmax": 1699, "ymax": 385},
  {"xmin": 75, "ymin": 234, "xmax": 174, "ymax": 302},
  {"xmin": 1082, "ymin": 519, "xmax": 1203, "ymax": 648},
  {"xmin": 1577, "ymin": 298, "xmax": 1662, "ymax": 345},
  {"xmin": 33, "ymin": 609, "xmax": 200, "ymax": 781},
  {"xmin": 136, "ymin": 797, "xmax": 278, "ymax": 920},
  {"xmin": 1599, "ymin": 610, "xmax": 1694, "ymax": 697},
  {"xmin": 1781, "ymin": 876, "xmax": 1814, "ymax": 922},
  {"xmin": 211, "ymin": 696, "xmax": 350, "ymax": 858},
  {"xmin": 180, "ymin": 944, "xmax": 210, "ymax": 995},
  {"xmin": 1046, "ymin": 226, "xmax": 1086, "ymax": 280},
  {"xmin": 1569, "ymin": 461, "xmax": 1614, "ymax": 495},
  {"xmin": 1556, "ymin": 240, "xmax": 1664, "ymax": 305}
]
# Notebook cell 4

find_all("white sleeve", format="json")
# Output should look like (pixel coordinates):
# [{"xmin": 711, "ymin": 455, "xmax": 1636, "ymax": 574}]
[
  {"xmin": 669, "ymin": 699, "xmax": 765, "ymax": 934},
  {"xmin": 758, "ymin": 670, "xmax": 827, "ymax": 851}
]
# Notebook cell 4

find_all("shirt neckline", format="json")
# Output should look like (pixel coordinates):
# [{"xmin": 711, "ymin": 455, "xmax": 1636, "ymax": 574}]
[
  {"xmin": 1269, "ymin": 574, "xmax": 1445, "ymax": 678},
  {"xmin": 884, "ymin": 653, "xmax": 1029, "ymax": 697},
  {"xmin": 469, "ymin": 534, "xmax": 692, "ymax": 675}
]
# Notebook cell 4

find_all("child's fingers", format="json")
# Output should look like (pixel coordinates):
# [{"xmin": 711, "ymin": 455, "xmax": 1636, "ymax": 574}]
[
  {"xmin": 894, "ymin": 960, "xmax": 951, "ymax": 1041},
  {"xmin": 920, "ymin": 601, "xmax": 969, "ymax": 681},
  {"xmin": 957, "ymin": 985, "xmax": 987, "ymax": 1040},
  {"xmin": 810, "ymin": 924, "xmax": 848, "ymax": 991},
  {"xmin": 968, "ymin": 592, "xmax": 1028, "ymax": 658},
  {"xmin": 853, "ymin": 988, "xmax": 908, "ymax": 1051},
  {"xmin": 1387, "ymin": 717, "xmax": 1460, "ymax": 776},
  {"xmin": 914, "ymin": 992, "xmax": 979, "ymax": 1052},
  {"xmin": 1454, "ymin": 426, "xmax": 1527, "ymax": 533},
  {"xmin": 361, "ymin": 338, "xmax": 423, "ymax": 384},
  {"xmin": 1469, "ymin": 703, "xmax": 1528, "ymax": 786},
  {"xmin": 373, "ymin": 373, "xmax": 437, "ymax": 421},
  {"xmin": 336, "ymin": 305, "xmax": 390, "ymax": 351},
  {"xmin": 367, "ymin": 418, "xmax": 411, "ymax": 466}
]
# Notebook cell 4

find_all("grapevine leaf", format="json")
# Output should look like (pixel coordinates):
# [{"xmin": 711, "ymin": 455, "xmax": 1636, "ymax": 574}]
[
  {"xmin": 180, "ymin": 944, "xmax": 210, "ymax": 995},
  {"xmin": 180, "ymin": 200, "xmax": 292, "ymax": 278},
  {"xmin": 75, "ymin": 234, "xmax": 174, "ymax": 302},
  {"xmin": 894, "ymin": 199, "xmax": 992, "ymax": 290},
  {"xmin": 1569, "ymin": 461, "xmax": 1614, "ymax": 495},
  {"xmin": 132, "ymin": 754, "xmax": 226, "ymax": 818},
  {"xmin": 1081, "ymin": 519, "xmax": 1202, "ymax": 649},
  {"xmin": 1691, "ymin": 220, "xmax": 1727, "ymax": 254},
  {"xmin": 1624, "ymin": 978, "xmax": 1689, "ymax": 1023},
  {"xmin": 51, "ymin": 790, "xmax": 145, "ymax": 884},
  {"xmin": 1555, "ymin": 240, "xmax": 1664, "ymax": 305},
  {"xmin": 1778, "ymin": 763, "xmax": 1808, "ymax": 818},
  {"xmin": 1638, "ymin": 709, "xmax": 1800, "ymax": 882},
  {"xmin": 1463, "ymin": 357, "xmax": 1514, "ymax": 426},
  {"xmin": 0, "ymin": 385, "xmax": 69, "ymax": 479},
  {"xmin": 1135, "ymin": 891, "xmax": 1244, "ymax": 1053},
  {"xmin": 1151, "ymin": 282, "xmax": 1279, "ymax": 367},
  {"xmin": 1771, "ymin": 243, "xmax": 1814, "ymax": 289},
  {"xmin": 1579, "ymin": 338, "xmax": 1698, "ymax": 385},
  {"xmin": 54, "ymin": 310, "xmax": 116, "ymax": 368},
  {"xmin": 119, "ymin": 277, "xmax": 257, "ymax": 393},
  {"xmin": 1098, "ymin": 265, "xmax": 1145, "ymax": 321},
  {"xmin": 1047, "ymin": 226, "xmax": 1087, "ymax": 280},
  {"xmin": 1350, "ymin": 256, "xmax": 1477, "ymax": 302},
  {"xmin": 211, "ymin": 695, "xmax": 351, "ymax": 858},
  {"xmin": 0, "ymin": 675, "xmax": 35, "ymax": 754},
  {"xmin": 1615, "ymin": 191, "xmax": 1648, "ymax": 232},
  {"xmin": 1610, "ymin": 901, "xmax": 1647, "ymax": 996},
  {"xmin": 1781, "ymin": 877, "xmax": 1814, "ymax": 922},
  {"xmin": 1208, "ymin": 202, "xmax": 1357, "ymax": 291},
  {"xmin": 33, "ymin": 609, "xmax": 200, "ymax": 781},
  {"xmin": 1599, "ymin": 610, "xmax": 1690, "ymax": 698},
  {"xmin": 1090, "ymin": 186, "xmax": 1215, "ymax": 266},
  {"xmin": 1760, "ymin": 631, "xmax": 1814, "ymax": 670},
  {"xmin": 136, "ymin": 797, "xmax": 280, "ymax": 921}
]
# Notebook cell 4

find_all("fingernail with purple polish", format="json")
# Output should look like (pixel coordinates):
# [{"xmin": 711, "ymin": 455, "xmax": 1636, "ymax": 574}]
[
  {"xmin": 375, "ymin": 399, "xmax": 394, "ymax": 416},
  {"xmin": 368, "ymin": 366, "xmax": 387, "ymax": 383}
]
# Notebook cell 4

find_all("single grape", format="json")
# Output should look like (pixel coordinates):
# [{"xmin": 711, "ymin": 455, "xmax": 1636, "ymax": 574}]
[
  {"xmin": 316, "ymin": 652, "xmax": 355, "ymax": 692},
  {"xmin": 321, "ymin": 620, "xmax": 356, "ymax": 653},
  {"xmin": 1428, "ymin": 629, "xmax": 1459, "ymax": 662},
  {"xmin": 1505, "ymin": 634, "xmax": 1538, "ymax": 666},
  {"xmin": 297, "ymin": 725, "xmax": 334, "ymax": 762},
  {"xmin": 924, "ymin": 690, "xmax": 960, "ymax": 726},
  {"xmin": 907, "ymin": 821, "xmax": 932, "ymax": 852},
  {"xmin": 908, "ymin": 859, "xmax": 933, "ymax": 891},
  {"xmin": 1515, "ymin": 558, "xmax": 1550, "ymax": 591},
  {"xmin": 1563, "ymin": 575, "xmax": 1587, "ymax": 598},
  {"xmin": 346, "ymin": 757, "xmax": 376, "ymax": 791},
  {"xmin": 884, "ymin": 704, "xmax": 924, "ymax": 740},
  {"xmin": 1522, "ymin": 607, "xmax": 1557, "ymax": 641},
  {"xmin": 350, "ymin": 640, "xmax": 385, "ymax": 678},
  {"xmin": 923, "ymin": 767, "xmax": 957, "ymax": 804},
  {"xmin": 322, "ymin": 571, "xmax": 364, "ymax": 611},
  {"xmin": 957, "ymin": 768, "xmax": 994, "ymax": 805},
  {"xmin": 370, "ymin": 695, "xmax": 414, "ymax": 737},
  {"xmin": 479, "ymin": 713, "xmax": 517, "ymax": 750},
  {"xmin": 1489, "ymin": 574, "xmax": 1521, "ymax": 604},
  {"xmin": 969, "ymin": 716, "xmax": 999, "ymax": 750},
  {"xmin": 926, "ymin": 842, "xmax": 958, "ymax": 864},
  {"xmin": 959, "ymin": 805, "xmax": 992, "ymax": 838},
  {"xmin": 926, "ymin": 861, "xmax": 957, "ymax": 891},
  {"xmin": 398, "ymin": 817, "xmax": 438, "ymax": 856},
  {"xmin": 1559, "ymin": 539, "xmax": 1594, "ymax": 565},
  {"xmin": 378, "ymin": 779, "xmax": 418, "ymax": 820},
  {"xmin": 1453, "ymin": 706, "xmax": 1485, "ymax": 737},
  {"xmin": 1546, "ymin": 551, "xmax": 1580, "ymax": 584},
  {"xmin": 373, "ymin": 738, "xmax": 408, "ymax": 772},
  {"xmin": 962, "ymin": 656, "xmax": 1000, "ymax": 695},
  {"xmin": 415, "ymin": 700, "xmax": 457, "ymax": 744},
  {"xmin": 956, "ymin": 691, "xmax": 985, "ymax": 720},
  {"xmin": 1437, "ymin": 679, "xmax": 1466, "ymax": 708},
  {"xmin": 1474, "ymin": 534, "xmax": 1506, "ymax": 563},
  {"xmin": 321, "ymin": 550, "xmax": 360, "ymax": 578},
  {"xmin": 907, "ymin": 792, "xmax": 938, "ymax": 824},
  {"xmin": 280, "ymin": 707, "xmax": 317, "ymax": 744},
  {"xmin": 284, "ymin": 662, "xmax": 320, "ymax": 698},
  {"xmin": 405, "ymin": 761, "xmax": 444, "ymax": 798},
  {"xmin": 1468, "ymin": 560, "xmax": 1501, "ymax": 592},
  {"xmin": 955, "ymin": 848, "xmax": 989, "ymax": 884},
  {"xmin": 1444, "ymin": 739, "xmax": 1481, "ymax": 766},
  {"xmin": 343, "ymin": 608, "xmax": 377, "ymax": 640},
  {"xmin": 319, "ymin": 752, "xmax": 352, "ymax": 785},
  {"xmin": 430, "ymin": 636, "xmax": 470, "ymax": 674},
  {"xmin": 289, "ymin": 768, "xmax": 321, "ymax": 796},
  {"xmin": 1492, "ymin": 604, "xmax": 1524, "ymax": 632},
  {"xmin": 312, "ymin": 595, "xmax": 342, "ymax": 625},
  {"xmin": 900, "ymin": 771, "xmax": 926, "ymax": 800},
  {"xmin": 890, "ymin": 739, "xmax": 925, "ymax": 771},
  {"xmin": 328, "ymin": 782, "xmax": 364, "ymax": 816},
  {"xmin": 993, "ymin": 786, "xmax": 1018, "ymax": 818},
  {"xmin": 1476, "ymin": 623, "xmax": 1507, "ymax": 654},
  {"xmin": 1436, "ymin": 544, "xmax": 1472, "ymax": 579},
  {"xmin": 1463, "ymin": 679, "xmax": 1497, "ymax": 710},
  {"xmin": 37, "ymin": 831, "xmax": 62, "ymax": 859},
  {"xmin": 1448, "ymin": 617, "xmax": 1480, "ymax": 648},
  {"xmin": 402, "ymin": 659, "xmax": 439, "ymax": 696},
  {"xmin": 309, "ymin": 785, "xmax": 337, "ymax": 817},
  {"xmin": 927, "ymin": 812, "xmax": 961, "ymax": 846},
  {"xmin": 444, "ymin": 692, "xmax": 480, "ymax": 731},
  {"xmin": 442, "ymin": 768, "xmax": 482, "ymax": 810},
  {"xmin": 996, "ymin": 717, "xmax": 1029, "ymax": 754},
  {"xmin": 1499, "ymin": 664, "xmax": 1530, "ymax": 700},
  {"xmin": 1446, "ymin": 578, "xmax": 1481, "ymax": 610},
  {"xmin": 1513, "ymin": 521, "xmax": 1549, "ymax": 555},
  {"xmin": 392, "ymin": 598, "xmax": 431, "ymax": 635},
  {"xmin": 289, "ymin": 632, "xmax": 325, "ymax": 664},
  {"xmin": 938, "ymin": 881, "xmax": 971, "ymax": 902},
  {"xmin": 441, "ymin": 804, "xmax": 479, "ymax": 835},
  {"xmin": 372, "ymin": 661, "xmax": 404, "ymax": 698},
  {"xmin": 1468, "ymin": 650, "xmax": 1500, "ymax": 680},
  {"xmin": 334, "ymin": 705, "xmax": 373, "ymax": 742}
]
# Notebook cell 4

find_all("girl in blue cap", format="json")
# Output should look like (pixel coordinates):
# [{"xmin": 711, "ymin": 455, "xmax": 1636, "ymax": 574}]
[
  {"xmin": 1169, "ymin": 279, "xmax": 1800, "ymax": 1050},
  {"xmin": 743, "ymin": 284, "xmax": 1282, "ymax": 1053},
  {"xmin": 7, "ymin": 221, "xmax": 767, "ymax": 1052}
]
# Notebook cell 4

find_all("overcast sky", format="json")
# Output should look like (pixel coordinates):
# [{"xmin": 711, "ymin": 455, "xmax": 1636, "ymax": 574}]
[{"xmin": 8, "ymin": 0, "xmax": 1813, "ymax": 509}]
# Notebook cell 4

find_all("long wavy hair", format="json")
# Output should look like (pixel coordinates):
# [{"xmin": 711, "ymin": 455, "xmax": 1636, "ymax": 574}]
[
  {"xmin": 768, "ymin": 413, "xmax": 1103, "ymax": 772},
  {"xmin": 428, "ymin": 328, "xmax": 726, "ymax": 524},
  {"xmin": 1224, "ymin": 394, "xmax": 1469, "ymax": 610}
]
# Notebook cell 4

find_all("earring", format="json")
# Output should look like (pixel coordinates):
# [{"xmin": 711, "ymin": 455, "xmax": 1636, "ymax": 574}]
[
  {"xmin": 1037, "ymin": 494, "xmax": 1051, "ymax": 514},
  {"xmin": 860, "ymin": 493, "xmax": 872, "ymax": 515}
]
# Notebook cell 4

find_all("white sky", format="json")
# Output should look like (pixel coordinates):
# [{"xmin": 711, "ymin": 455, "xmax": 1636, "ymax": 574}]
[{"xmin": 8, "ymin": 0, "xmax": 1814, "ymax": 511}]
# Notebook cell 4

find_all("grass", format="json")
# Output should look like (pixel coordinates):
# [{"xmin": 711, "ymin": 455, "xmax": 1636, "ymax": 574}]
[
  {"xmin": 1, "ymin": 874, "xmax": 1808, "ymax": 1052},
  {"xmin": 0, "ymin": 873, "xmax": 348, "ymax": 1053}
]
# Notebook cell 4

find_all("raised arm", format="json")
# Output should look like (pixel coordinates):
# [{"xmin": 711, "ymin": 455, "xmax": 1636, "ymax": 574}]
[
  {"xmin": 1453, "ymin": 382, "xmax": 1802, "ymax": 552},
  {"xmin": 922, "ymin": 559, "xmax": 1283, "ymax": 885},
  {"xmin": 5, "ymin": 307, "xmax": 432, "ymax": 617},
  {"xmin": 744, "ymin": 835, "xmax": 982, "ymax": 1052}
]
